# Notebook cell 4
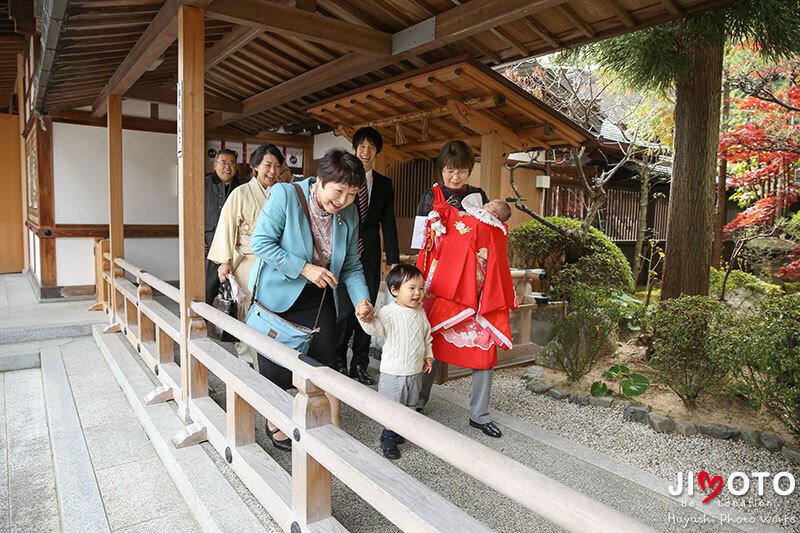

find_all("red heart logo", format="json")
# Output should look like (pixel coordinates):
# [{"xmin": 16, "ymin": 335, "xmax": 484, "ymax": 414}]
[{"xmin": 698, "ymin": 471, "xmax": 723, "ymax": 503}]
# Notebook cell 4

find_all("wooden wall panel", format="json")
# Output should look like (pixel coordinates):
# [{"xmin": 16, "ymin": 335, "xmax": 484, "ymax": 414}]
[{"xmin": 0, "ymin": 113, "xmax": 24, "ymax": 273}]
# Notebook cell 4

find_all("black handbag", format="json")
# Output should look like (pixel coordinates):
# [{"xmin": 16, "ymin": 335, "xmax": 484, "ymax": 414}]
[{"xmin": 209, "ymin": 279, "xmax": 239, "ymax": 342}]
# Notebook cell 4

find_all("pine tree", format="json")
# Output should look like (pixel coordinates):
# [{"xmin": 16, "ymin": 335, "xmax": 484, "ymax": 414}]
[{"xmin": 564, "ymin": 0, "xmax": 800, "ymax": 299}]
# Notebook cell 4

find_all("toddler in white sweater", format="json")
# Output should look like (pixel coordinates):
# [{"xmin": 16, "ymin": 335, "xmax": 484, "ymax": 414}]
[{"xmin": 358, "ymin": 264, "xmax": 433, "ymax": 460}]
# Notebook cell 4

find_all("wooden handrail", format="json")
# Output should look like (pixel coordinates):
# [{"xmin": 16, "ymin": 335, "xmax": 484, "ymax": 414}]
[
  {"xmin": 139, "ymin": 271, "xmax": 180, "ymax": 303},
  {"xmin": 190, "ymin": 300, "xmax": 652, "ymax": 533},
  {"xmin": 115, "ymin": 257, "xmax": 144, "ymax": 278}
]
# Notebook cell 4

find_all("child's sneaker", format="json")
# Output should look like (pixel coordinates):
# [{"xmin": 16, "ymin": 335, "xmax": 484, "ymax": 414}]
[{"xmin": 380, "ymin": 435, "xmax": 401, "ymax": 460}]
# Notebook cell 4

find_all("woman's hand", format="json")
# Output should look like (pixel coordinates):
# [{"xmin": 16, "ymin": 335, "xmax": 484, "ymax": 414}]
[
  {"xmin": 217, "ymin": 263, "xmax": 233, "ymax": 283},
  {"xmin": 355, "ymin": 300, "xmax": 374, "ymax": 321},
  {"xmin": 301, "ymin": 263, "xmax": 338, "ymax": 289},
  {"xmin": 423, "ymin": 357, "xmax": 434, "ymax": 373}
]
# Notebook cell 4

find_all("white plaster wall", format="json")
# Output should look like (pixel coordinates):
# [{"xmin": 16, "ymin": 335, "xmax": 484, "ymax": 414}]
[
  {"xmin": 56, "ymin": 238, "xmax": 95, "ymax": 286},
  {"xmin": 313, "ymin": 131, "xmax": 350, "ymax": 160},
  {"xmin": 32, "ymin": 232, "xmax": 41, "ymax": 282},
  {"xmin": 125, "ymin": 238, "xmax": 179, "ymax": 281},
  {"xmin": 53, "ymin": 122, "xmax": 179, "ymax": 224}
]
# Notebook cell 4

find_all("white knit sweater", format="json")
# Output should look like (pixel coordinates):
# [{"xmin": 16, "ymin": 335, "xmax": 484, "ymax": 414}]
[{"xmin": 358, "ymin": 302, "xmax": 433, "ymax": 376}]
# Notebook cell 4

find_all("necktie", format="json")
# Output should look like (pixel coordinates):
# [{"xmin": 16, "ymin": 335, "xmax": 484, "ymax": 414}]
[{"xmin": 357, "ymin": 181, "xmax": 368, "ymax": 253}]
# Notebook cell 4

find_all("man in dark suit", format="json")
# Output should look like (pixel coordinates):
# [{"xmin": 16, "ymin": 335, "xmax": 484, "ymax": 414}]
[{"xmin": 336, "ymin": 127, "xmax": 400, "ymax": 384}]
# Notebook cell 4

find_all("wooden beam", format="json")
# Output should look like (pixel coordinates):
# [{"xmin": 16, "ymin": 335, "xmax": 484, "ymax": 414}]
[
  {"xmin": 520, "ymin": 18, "xmax": 561, "ymax": 49},
  {"xmin": 16, "ymin": 53, "xmax": 28, "ymax": 271},
  {"xmin": 205, "ymin": 25, "xmax": 262, "ymax": 69},
  {"xmin": 125, "ymin": 84, "xmax": 244, "ymax": 113},
  {"xmin": 204, "ymin": 0, "xmax": 572, "ymax": 129},
  {"xmin": 91, "ymin": 0, "xmax": 182, "ymax": 117},
  {"xmin": 108, "ymin": 94, "xmax": 124, "ymax": 324},
  {"xmin": 206, "ymin": 0, "xmax": 392, "ymax": 56},
  {"xmin": 294, "ymin": 0, "xmax": 316, "ymax": 10},
  {"xmin": 556, "ymin": 5, "xmax": 595, "ymax": 38},
  {"xmin": 446, "ymin": 98, "xmax": 532, "ymax": 151},
  {"xmin": 207, "ymin": 126, "xmax": 313, "ymax": 148},
  {"xmin": 48, "ymin": 109, "xmax": 178, "ymax": 134},
  {"xmin": 659, "ymin": 0, "xmax": 683, "ymax": 15},
  {"xmin": 177, "ymin": 4, "xmax": 206, "ymax": 414},
  {"xmin": 397, "ymin": 136, "xmax": 480, "ymax": 154},
  {"xmin": 600, "ymin": 0, "xmax": 635, "ymax": 28}
]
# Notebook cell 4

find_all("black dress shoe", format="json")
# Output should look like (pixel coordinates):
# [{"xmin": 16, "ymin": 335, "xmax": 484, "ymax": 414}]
[
  {"xmin": 336, "ymin": 365, "xmax": 348, "ymax": 375},
  {"xmin": 267, "ymin": 424, "xmax": 292, "ymax": 451},
  {"xmin": 380, "ymin": 435, "xmax": 401, "ymax": 460},
  {"xmin": 469, "ymin": 419, "xmax": 502, "ymax": 438},
  {"xmin": 349, "ymin": 365, "xmax": 375, "ymax": 385}
]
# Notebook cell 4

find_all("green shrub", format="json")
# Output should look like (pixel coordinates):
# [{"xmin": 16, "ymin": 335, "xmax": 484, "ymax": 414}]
[
  {"xmin": 551, "ymin": 283, "xmax": 621, "ymax": 381},
  {"xmin": 730, "ymin": 295, "xmax": 800, "ymax": 439},
  {"xmin": 508, "ymin": 217, "xmax": 634, "ymax": 300},
  {"xmin": 650, "ymin": 296, "xmax": 736, "ymax": 408},
  {"xmin": 709, "ymin": 267, "xmax": 782, "ymax": 298}
]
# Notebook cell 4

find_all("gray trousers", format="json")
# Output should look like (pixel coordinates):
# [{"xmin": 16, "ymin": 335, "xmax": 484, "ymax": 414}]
[
  {"xmin": 378, "ymin": 372, "xmax": 422, "ymax": 408},
  {"xmin": 417, "ymin": 360, "xmax": 493, "ymax": 424}
]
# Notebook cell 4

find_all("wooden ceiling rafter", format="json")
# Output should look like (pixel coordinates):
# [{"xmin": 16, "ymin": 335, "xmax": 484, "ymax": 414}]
[
  {"xmin": 556, "ymin": 4, "xmax": 596, "ymax": 38},
  {"xmin": 205, "ymin": 0, "xmax": 393, "ymax": 56},
  {"xmin": 599, "ymin": 0, "xmax": 636, "ymax": 28},
  {"xmin": 205, "ymin": 25, "xmax": 261, "ymax": 69}
]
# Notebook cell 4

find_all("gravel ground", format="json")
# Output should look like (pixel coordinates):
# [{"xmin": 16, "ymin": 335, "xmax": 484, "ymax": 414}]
[{"xmin": 440, "ymin": 366, "xmax": 800, "ymax": 532}]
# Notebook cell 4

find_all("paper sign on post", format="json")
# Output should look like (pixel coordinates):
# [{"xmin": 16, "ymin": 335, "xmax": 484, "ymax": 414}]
[{"xmin": 410, "ymin": 215, "xmax": 428, "ymax": 249}]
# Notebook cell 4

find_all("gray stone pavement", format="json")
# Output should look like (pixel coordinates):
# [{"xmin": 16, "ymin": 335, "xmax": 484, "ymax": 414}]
[
  {"xmin": 0, "ymin": 274, "xmax": 106, "ymax": 344},
  {"xmin": 0, "ymin": 336, "xmax": 200, "ymax": 533}
]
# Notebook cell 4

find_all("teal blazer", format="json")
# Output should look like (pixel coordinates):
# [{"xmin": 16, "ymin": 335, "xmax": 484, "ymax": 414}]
[{"xmin": 249, "ymin": 177, "xmax": 369, "ymax": 316}]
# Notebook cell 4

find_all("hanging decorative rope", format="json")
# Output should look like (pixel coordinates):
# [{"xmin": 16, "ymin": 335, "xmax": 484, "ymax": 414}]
[{"xmin": 395, "ymin": 123, "xmax": 406, "ymax": 145}]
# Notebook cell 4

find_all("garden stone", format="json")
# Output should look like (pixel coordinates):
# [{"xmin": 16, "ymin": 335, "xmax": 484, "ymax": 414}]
[
  {"xmin": 699, "ymin": 424, "xmax": 740, "ymax": 440},
  {"xmin": 589, "ymin": 396, "xmax": 613, "ymax": 408},
  {"xmin": 522, "ymin": 365, "xmax": 545, "ymax": 381},
  {"xmin": 612, "ymin": 399, "xmax": 631, "ymax": 409},
  {"xmin": 568, "ymin": 392, "xmax": 590, "ymax": 406},
  {"xmin": 760, "ymin": 432, "xmax": 784, "ymax": 452},
  {"xmin": 648, "ymin": 413, "xmax": 675, "ymax": 433},
  {"xmin": 525, "ymin": 377, "xmax": 554, "ymax": 394},
  {"xmin": 781, "ymin": 446, "xmax": 800, "ymax": 464},
  {"xmin": 547, "ymin": 388, "xmax": 570, "ymax": 401},
  {"xmin": 623, "ymin": 406, "xmax": 649, "ymax": 424},
  {"xmin": 675, "ymin": 421, "xmax": 698, "ymax": 436},
  {"xmin": 739, "ymin": 426, "xmax": 761, "ymax": 448}
]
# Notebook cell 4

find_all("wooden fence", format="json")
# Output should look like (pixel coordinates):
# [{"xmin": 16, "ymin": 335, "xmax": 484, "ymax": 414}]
[{"xmin": 94, "ymin": 250, "xmax": 654, "ymax": 533}]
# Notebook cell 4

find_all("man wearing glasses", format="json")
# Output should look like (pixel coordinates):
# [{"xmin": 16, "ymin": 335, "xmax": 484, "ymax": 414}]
[{"xmin": 204, "ymin": 148, "xmax": 244, "ymax": 304}]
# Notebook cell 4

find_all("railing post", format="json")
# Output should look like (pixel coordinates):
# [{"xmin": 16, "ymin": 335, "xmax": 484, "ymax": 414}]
[
  {"xmin": 137, "ymin": 279, "xmax": 154, "ymax": 344},
  {"xmin": 226, "ymin": 389, "xmax": 255, "ymax": 447},
  {"xmin": 292, "ymin": 375, "xmax": 332, "ymax": 527},
  {"xmin": 518, "ymin": 274, "xmax": 533, "ymax": 345},
  {"xmin": 188, "ymin": 317, "xmax": 208, "ymax": 400}
]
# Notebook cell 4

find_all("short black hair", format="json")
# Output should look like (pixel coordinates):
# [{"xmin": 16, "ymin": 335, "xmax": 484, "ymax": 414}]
[
  {"xmin": 317, "ymin": 148, "xmax": 365, "ymax": 188},
  {"xmin": 385, "ymin": 264, "xmax": 424, "ymax": 294},
  {"xmin": 436, "ymin": 140, "xmax": 475, "ymax": 177},
  {"xmin": 352, "ymin": 127, "xmax": 383, "ymax": 154},
  {"xmin": 250, "ymin": 144, "xmax": 284, "ymax": 167},
  {"xmin": 216, "ymin": 148, "xmax": 238, "ymax": 160}
]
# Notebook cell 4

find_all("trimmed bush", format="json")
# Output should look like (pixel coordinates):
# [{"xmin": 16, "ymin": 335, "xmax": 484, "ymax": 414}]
[
  {"xmin": 508, "ymin": 216, "xmax": 634, "ymax": 301},
  {"xmin": 709, "ymin": 267, "xmax": 782, "ymax": 298},
  {"xmin": 550, "ymin": 283, "xmax": 621, "ymax": 381},
  {"xmin": 731, "ymin": 295, "xmax": 800, "ymax": 439},
  {"xmin": 650, "ymin": 296, "xmax": 736, "ymax": 408}
]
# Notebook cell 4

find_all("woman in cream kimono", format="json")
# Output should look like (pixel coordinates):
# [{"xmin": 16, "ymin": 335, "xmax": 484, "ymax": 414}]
[{"xmin": 208, "ymin": 144, "xmax": 286, "ymax": 364}]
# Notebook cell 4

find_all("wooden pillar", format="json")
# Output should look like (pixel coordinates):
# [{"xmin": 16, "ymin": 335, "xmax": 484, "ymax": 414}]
[
  {"xmin": 16, "ymin": 53, "xmax": 29, "ymax": 271},
  {"xmin": 107, "ymin": 94, "xmax": 124, "ymax": 325},
  {"xmin": 480, "ymin": 133, "xmax": 504, "ymax": 200},
  {"xmin": 302, "ymin": 145, "xmax": 313, "ymax": 177},
  {"xmin": 177, "ymin": 5, "xmax": 206, "ymax": 414}
]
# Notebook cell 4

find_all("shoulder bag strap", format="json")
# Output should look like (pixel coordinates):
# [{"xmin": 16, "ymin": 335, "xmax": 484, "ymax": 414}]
[{"xmin": 292, "ymin": 183, "xmax": 327, "ymax": 329}]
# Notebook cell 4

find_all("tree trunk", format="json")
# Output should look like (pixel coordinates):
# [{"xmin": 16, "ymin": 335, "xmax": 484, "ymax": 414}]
[
  {"xmin": 661, "ymin": 43, "xmax": 724, "ymax": 299},
  {"xmin": 712, "ymin": 80, "xmax": 730, "ymax": 269},
  {"xmin": 632, "ymin": 167, "xmax": 651, "ymax": 284}
]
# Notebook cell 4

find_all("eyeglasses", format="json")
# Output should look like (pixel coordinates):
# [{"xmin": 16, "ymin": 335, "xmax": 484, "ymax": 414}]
[{"xmin": 442, "ymin": 167, "xmax": 469, "ymax": 178}]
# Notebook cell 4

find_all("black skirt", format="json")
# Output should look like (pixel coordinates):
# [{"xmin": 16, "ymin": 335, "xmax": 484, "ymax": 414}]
[{"xmin": 256, "ymin": 283, "xmax": 337, "ymax": 390}]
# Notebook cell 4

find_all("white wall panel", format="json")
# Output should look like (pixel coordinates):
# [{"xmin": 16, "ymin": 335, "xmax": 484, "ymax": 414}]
[
  {"xmin": 55, "ymin": 238, "xmax": 95, "ymax": 286},
  {"xmin": 125, "ymin": 238, "xmax": 179, "ymax": 281}
]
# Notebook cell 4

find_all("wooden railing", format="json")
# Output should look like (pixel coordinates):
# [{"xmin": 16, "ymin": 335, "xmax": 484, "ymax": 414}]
[{"xmin": 95, "ymin": 255, "xmax": 653, "ymax": 533}]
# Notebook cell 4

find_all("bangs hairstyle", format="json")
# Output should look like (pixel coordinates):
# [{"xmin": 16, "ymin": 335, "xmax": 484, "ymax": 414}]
[
  {"xmin": 317, "ymin": 148, "xmax": 365, "ymax": 188},
  {"xmin": 352, "ymin": 126, "xmax": 383, "ymax": 154},
  {"xmin": 436, "ymin": 140, "xmax": 475, "ymax": 176},
  {"xmin": 250, "ymin": 144, "xmax": 284, "ymax": 167},
  {"xmin": 385, "ymin": 263, "xmax": 424, "ymax": 293}
]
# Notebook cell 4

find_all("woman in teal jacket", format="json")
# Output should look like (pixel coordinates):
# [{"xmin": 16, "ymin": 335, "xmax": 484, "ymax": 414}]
[{"xmin": 249, "ymin": 148, "xmax": 373, "ymax": 449}]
